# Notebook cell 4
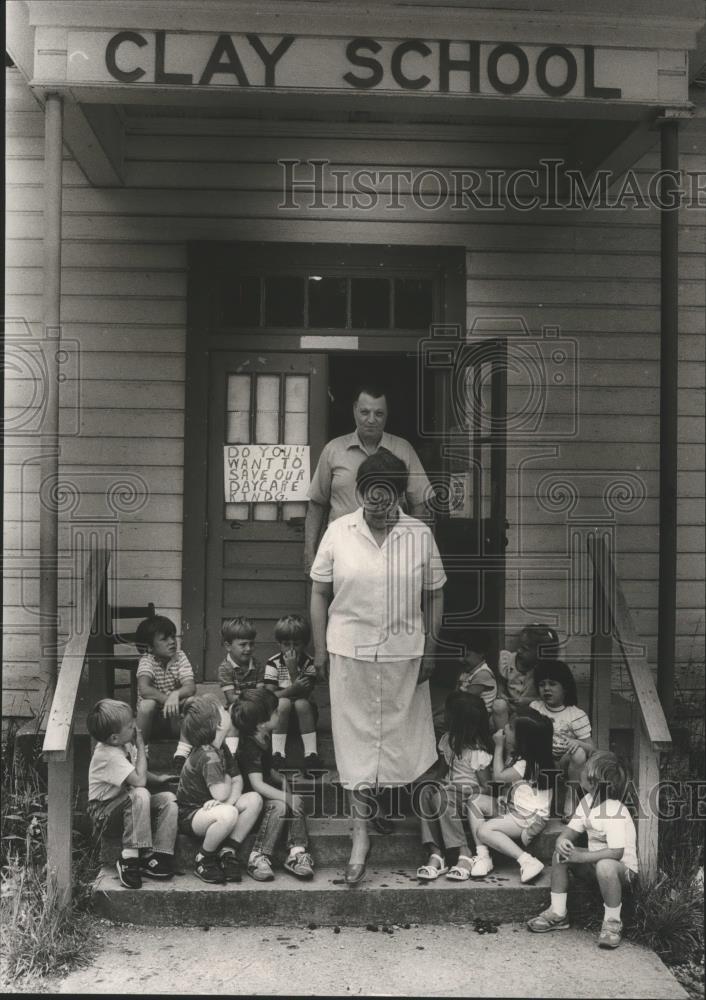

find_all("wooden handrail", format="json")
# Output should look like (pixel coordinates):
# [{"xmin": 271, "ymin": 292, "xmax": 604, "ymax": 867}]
[
  {"xmin": 588, "ymin": 533, "xmax": 671, "ymax": 749},
  {"xmin": 588, "ymin": 532, "xmax": 670, "ymax": 882},
  {"xmin": 43, "ymin": 546, "xmax": 111, "ymax": 757}
]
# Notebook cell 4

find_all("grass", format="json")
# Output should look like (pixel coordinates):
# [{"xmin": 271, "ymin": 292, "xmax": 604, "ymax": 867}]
[{"xmin": 0, "ymin": 716, "xmax": 99, "ymax": 988}]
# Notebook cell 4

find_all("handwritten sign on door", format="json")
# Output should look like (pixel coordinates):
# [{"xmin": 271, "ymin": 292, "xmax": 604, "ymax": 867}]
[{"xmin": 223, "ymin": 445, "xmax": 310, "ymax": 503}]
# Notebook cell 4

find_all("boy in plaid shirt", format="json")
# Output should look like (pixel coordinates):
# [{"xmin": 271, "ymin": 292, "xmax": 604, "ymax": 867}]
[
  {"xmin": 135, "ymin": 615, "xmax": 196, "ymax": 770},
  {"xmin": 263, "ymin": 614, "xmax": 322, "ymax": 773},
  {"xmin": 217, "ymin": 617, "xmax": 263, "ymax": 754}
]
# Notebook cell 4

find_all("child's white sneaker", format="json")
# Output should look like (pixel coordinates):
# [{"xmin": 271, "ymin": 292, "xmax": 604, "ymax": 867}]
[
  {"xmin": 519, "ymin": 855, "xmax": 544, "ymax": 883},
  {"xmin": 470, "ymin": 855, "xmax": 494, "ymax": 877}
]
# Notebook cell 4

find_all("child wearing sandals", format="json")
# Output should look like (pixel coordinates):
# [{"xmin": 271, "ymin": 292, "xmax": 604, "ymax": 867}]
[
  {"xmin": 417, "ymin": 692, "xmax": 493, "ymax": 882},
  {"xmin": 234, "ymin": 688, "xmax": 315, "ymax": 883},
  {"xmin": 527, "ymin": 751, "xmax": 637, "ymax": 948},
  {"xmin": 468, "ymin": 710, "xmax": 555, "ymax": 883},
  {"xmin": 529, "ymin": 659, "xmax": 594, "ymax": 816},
  {"xmin": 176, "ymin": 697, "xmax": 263, "ymax": 884}
]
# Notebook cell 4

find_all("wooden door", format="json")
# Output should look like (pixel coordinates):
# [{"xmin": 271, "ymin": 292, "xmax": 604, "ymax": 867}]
[
  {"xmin": 204, "ymin": 351, "xmax": 328, "ymax": 674},
  {"xmin": 431, "ymin": 336, "xmax": 508, "ymax": 664}
]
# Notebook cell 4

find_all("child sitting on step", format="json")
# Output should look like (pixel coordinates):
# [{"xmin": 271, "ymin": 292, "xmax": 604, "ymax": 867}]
[
  {"xmin": 87, "ymin": 698, "xmax": 177, "ymax": 889},
  {"xmin": 234, "ymin": 688, "xmax": 315, "ymax": 883},
  {"xmin": 468, "ymin": 710, "xmax": 555, "ymax": 883},
  {"xmin": 529, "ymin": 659, "xmax": 594, "ymax": 817},
  {"xmin": 176, "ymin": 696, "xmax": 263, "ymax": 884},
  {"xmin": 456, "ymin": 648, "xmax": 498, "ymax": 716},
  {"xmin": 527, "ymin": 751, "xmax": 637, "ymax": 949},
  {"xmin": 492, "ymin": 623, "xmax": 560, "ymax": 731},
  {"xmin": 263, "ymin": 614, "xmax": 322, "ymax": 772},
  {"xmin": 417, "ymin": 692, "xmax": 492, "ymax": 882},
  {"xmin": 134, "ymin": 615, "xmax": 196, "ymax": 772}
]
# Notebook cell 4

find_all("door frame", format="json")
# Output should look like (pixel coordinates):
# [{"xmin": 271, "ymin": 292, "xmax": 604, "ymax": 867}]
[{"xmin": 182, "ymin": 241, "xmax": 467, "ymax": 672}]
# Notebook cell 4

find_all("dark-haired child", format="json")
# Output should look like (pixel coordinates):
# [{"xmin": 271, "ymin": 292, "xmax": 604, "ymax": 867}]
[
  {"xmin": 492, "ymin": 624, "xmax": 560, "ymax": 730},
  {"xmin": 135, "ymin": 615, "xmax": 196, "ymax": 770},
  {"xmin": 530, "ymin": 659, "xmax": 594, "ymax": 816},
  {"xmin": 234, "ymin": 688, "xmax": 315, "ymax": 883},
  {"xmin": 263, "ymin": 614, "xmax": 321, "ymax": 772},
  {"xmin": 417, "ymin": 692, "xmax": 492, "ymax": 883},
  {"xmin": 177, "ymin": 696, "xmax": 263, "ymax": 884},
  {"xmin": 527, "ymin": 751, "xmax": 637, "ymax": 948},
  {"xmin": 87, "ymin": 698, "xmax": 177, "ymax": 888},
  {"xmin": 468, "ymin": 710, "xmax": 555, "ymax": 883},
  {"xmin": 216, "ymin": 617, "xmax": 262, "ymax": 757}
]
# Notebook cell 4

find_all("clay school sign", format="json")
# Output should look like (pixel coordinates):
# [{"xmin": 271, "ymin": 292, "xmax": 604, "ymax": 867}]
[{"xmin": 61, "ymin": 30, "xmax": 673, "ymax": 102}]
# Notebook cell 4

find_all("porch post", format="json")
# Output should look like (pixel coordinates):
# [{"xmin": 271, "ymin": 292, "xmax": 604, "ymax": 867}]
[
  {"xmin": 40, "ymin": 93, "xmax": 63, "ymax": 697},
  {"xmin": 41, "ymin": 93, "xmax": 73, "ymax": 909},
  {"xmin": 657, "ymin": 119, "xmax": 679, "ymax": 720}
]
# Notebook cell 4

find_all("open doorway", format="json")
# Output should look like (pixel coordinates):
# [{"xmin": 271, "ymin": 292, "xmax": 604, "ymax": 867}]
[{"xmin": 327, "ymin": 352, "xmax": 439, "ymax": 477}]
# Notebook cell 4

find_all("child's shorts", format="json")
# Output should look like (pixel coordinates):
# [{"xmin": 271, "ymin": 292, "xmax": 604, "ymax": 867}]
[
  {"xmin": 177, "ymin": 807, "xmax": 199, "ymax": 837},
  {"xmin": 497, "ymin": 796, "xmax": 548, "ymax": 846}
]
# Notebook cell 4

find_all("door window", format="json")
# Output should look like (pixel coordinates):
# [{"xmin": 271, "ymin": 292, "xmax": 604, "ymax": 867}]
[{"xmin": 225, "ymin": 371, "xmax": 310, "ymax": 523}]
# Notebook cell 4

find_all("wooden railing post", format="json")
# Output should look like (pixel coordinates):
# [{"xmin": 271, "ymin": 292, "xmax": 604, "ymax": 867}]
[
  {"xmin": 44, "ymin": 545, "xmax": 111, "ymax": 909},
  {"xmin": 632, "ymin": 702, "xmax": 660, "ymax": 882},
  {"xmin": 589, "ymin": 533, "xmax": 612, "ymax": 751},
  {"xmin": 47, "ymin": 745, "xmax": 74, "ymax": 908}
]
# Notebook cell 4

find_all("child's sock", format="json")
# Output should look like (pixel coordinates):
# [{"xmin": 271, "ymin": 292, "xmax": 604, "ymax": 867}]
[
  {"xmin": 550, "ymin": 892, "xmax": 568, "ymax": 917},
  {"xmin": 219, "ymin": 838, "xmax": 242, "ymax": 858},
  {"xmin": 196, "ymin": 848, "xmax": 218, "ymax": 862},
  {"xmin": 517, "ymin": 851, "xmax": 533, "ymax": 866},
  {"xmin": 302, "ymin": 731, "xmax": 318, "ymax": 756},
  {"xmin": 604, "ymin": 904, "xmax": 622, "ymax": 922},
  {"xmin": 174, "ymin": 740, "xmax": 192, "ymax": 759},
  {"xmin": 272, "ymin": 733, "xmax": 287, "ymax": 756},
  {"xmin": 225, "ymin": 736, "xmax": 239, "ymax": 754},
  {"xmin": 475, "ymin": 844, "xmax": 490, "ymax": 859},
  {"xmin": 121, "ymin": 848, "xmax": 139, "ymax": 859},
  {"xmin": 286, "ymin": 845, "xmax": 305, "ymax": 861}
]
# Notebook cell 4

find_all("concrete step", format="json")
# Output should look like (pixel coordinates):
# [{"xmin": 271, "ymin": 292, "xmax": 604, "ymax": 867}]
[{"xmin": 93, "ymin": 859, "xmax": 558, "ymax": 927}]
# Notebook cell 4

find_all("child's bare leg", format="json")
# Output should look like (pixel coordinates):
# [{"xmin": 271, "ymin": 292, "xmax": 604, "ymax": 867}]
[
  {"xmin": 192, "ymin": 803, "xmax": 239, "ymax": 852},
  {"xmin": 136, "ymin": 700, "xmax": 157, "ymax": 744},
  {"xmin": 595, "ymin": 858, "xmax": 626, "ymax": 908},
  {"xmin": 492, "ymin": 698, "xmax": 509, "ymax": 731},
  {"xmin": 294, "ymin": 699, "xmax": 318, "ymax": 757},
  {"xmin": 550, "ymin": 851, "xmax": 570, "ymax": 892},
  {"xmin": 272, "ymin": 697, "xmax": 291, "ymax": 758},
  {"xmin": 233, "ymin": 792, "xmax": 263, "ymax": 842},
  {"xmin": 466, "ymin": 792, "xmax": 496, "ymax": 846},
  {"xmin": 477, "ymin": 815, "xmax": 525, "ymax": 861}
]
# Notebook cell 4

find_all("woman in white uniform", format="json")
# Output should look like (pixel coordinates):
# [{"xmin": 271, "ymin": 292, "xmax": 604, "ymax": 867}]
[{"xmin": 310, "ymin": 449, "xmax": 446, "ymax": 884}]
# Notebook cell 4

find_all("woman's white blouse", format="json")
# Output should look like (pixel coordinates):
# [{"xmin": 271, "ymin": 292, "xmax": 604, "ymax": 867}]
[{"xmin": 310, "ymin": 506, "xmax": 446, "ymax": 661}]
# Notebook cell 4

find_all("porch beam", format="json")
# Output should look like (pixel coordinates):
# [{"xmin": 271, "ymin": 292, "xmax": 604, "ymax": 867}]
[{"xmin": 657, "ymin": 118, "xmax": 680, "ymax": 719}]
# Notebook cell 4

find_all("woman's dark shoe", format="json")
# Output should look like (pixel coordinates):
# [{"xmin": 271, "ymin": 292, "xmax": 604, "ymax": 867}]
[{"xmin": 344, "ymin": 844, "xmax": 371, "ymax": 886}]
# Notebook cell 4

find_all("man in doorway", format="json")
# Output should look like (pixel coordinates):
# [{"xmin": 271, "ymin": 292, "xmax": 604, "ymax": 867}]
[{"xmin": 303, "ymin": 383, "xmax": 434, "ymax": 572}]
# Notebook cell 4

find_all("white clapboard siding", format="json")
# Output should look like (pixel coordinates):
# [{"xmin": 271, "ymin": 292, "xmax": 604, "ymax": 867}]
[{"xmin": 3, "ymin": 65, "xmax": 705, "ymax": 716}]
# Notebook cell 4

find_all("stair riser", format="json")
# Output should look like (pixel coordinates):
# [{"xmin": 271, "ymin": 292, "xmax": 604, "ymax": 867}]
[
  {"xmin": 100, "ymin": 828, "xmax": 558, "ymax": 869},
  {"xmin": 93, "ymin": 884, "xmax": 553, "ymax": 927}
]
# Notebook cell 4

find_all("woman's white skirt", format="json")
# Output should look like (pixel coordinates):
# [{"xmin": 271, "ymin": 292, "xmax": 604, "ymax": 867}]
[{"xmin": 329, "ymin": 653, "xmax": 437, "ymax": 789}]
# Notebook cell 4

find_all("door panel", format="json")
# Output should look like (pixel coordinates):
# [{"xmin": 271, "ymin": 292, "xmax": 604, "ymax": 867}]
[
  {"xmin": 431, "ymin": 337, "xmax": 508, "ymax": 666},
  {"xmin": 205, "ymin": 352, "xmax": 327, "ymax": 673}
]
